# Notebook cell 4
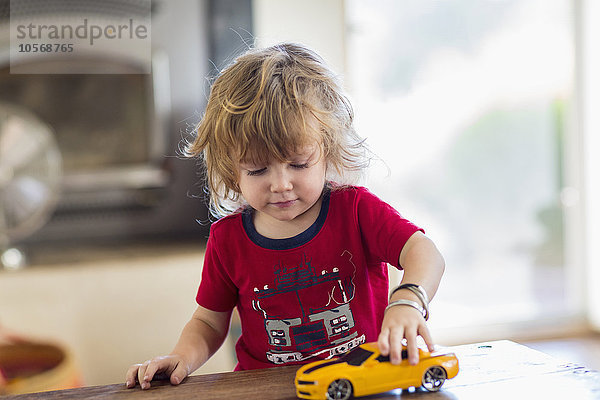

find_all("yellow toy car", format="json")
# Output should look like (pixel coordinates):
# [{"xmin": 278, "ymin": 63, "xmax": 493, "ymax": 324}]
[{"xmin": 295, "ymin": 342, "xmax": 459, "ymax": 399}]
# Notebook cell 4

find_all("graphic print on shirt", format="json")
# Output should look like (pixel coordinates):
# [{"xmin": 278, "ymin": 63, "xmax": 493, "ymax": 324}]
[{"xmin": 251, "ymin": 250, "xmax": 366, "ymax": 365}]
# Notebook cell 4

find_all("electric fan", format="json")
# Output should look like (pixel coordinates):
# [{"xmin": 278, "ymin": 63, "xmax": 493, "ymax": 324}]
[{"xmin": 0, "ymin": 103, "xmax": 62, "ymax": 269}]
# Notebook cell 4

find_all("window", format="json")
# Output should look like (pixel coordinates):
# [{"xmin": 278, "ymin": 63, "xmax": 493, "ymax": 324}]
[
  {"xmin": 346, "ymin": 0, "xmax": 578, "ymax": 338},
  {"xmin": 339, "ymin": 347, "xmax": 374, "ymax": 366}
]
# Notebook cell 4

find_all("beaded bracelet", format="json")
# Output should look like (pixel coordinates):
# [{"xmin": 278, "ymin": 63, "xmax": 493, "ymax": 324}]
[{"xmin": 385, "ymin": 299, "xmax": 427, "ymax": 319}]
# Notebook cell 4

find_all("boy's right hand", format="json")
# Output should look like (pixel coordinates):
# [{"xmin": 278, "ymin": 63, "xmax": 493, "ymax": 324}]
[{"xmin": 125, "ymin": 354, "xmax": 189, "ymax": 389}]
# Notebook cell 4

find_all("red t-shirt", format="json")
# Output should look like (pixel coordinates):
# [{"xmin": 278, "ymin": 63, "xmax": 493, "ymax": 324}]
[{"xmin": 196, "ymin": 185, "xmax": 422, "ymax": 370}]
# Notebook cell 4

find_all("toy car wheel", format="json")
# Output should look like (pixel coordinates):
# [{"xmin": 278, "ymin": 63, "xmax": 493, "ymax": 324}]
[
  {"xmin": 326, "ymin": 378, "xmax": 353, "ymax": 400},
  {"xmin": 422, "ymin": 366, "xmax": 447, "ymax": 392}
]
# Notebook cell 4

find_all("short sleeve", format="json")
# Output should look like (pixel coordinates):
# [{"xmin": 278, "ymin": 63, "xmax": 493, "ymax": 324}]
[
  {"xmin": 355, "ymin": 187, "xmax": 423, "ymax": 269},
  {"xmin": 196, "ymin": 226, "xmax": 239, "ymax": 312}
]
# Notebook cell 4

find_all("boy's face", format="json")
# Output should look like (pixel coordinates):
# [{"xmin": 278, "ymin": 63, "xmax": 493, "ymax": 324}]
[{"xmin": 237, "ymin": 142, "xmax": 327, "ymax": 237}]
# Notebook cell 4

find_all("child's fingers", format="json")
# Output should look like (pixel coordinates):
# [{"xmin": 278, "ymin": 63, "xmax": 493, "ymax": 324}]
[
  {"xmin": 142, "ymin": 360, "xmax": 163, "ymax": 389},
  {"xmin": 419, "ymin": 323, "xmax": 435, "ymax": 352},
  {"xmin": 388, "ymin": 326, "xmax": 405, "ymax": 364},
  {"xmin": 377, "ymin": 328, "xmax": 391, "ymax": 356},
  {"xmin": 137, "ymin": 362, "xmax": 151, "ymax": 389},
  {"xmin": 140, "ymin": 357, "xmax": 175, "ymax": 389},
  {"xmin": 126, "ymin": 356, "xmax": 184, "ymax": 389},
  {"xmin": 125, "ymin": 364, "xmax": 141, "ymax": 388},
  {"xmin": 170, "ymin": 361, "xmax": 188, "ymax": 385},
  {"xmin": 404, "ymin": 328, "xmax": 419, "ymax": 365}
]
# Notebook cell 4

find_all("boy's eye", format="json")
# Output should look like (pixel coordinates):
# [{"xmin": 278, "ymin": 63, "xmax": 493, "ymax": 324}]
[
  {"xmin": 246, "ymin": 167, "xmax": 267, "ymax": 176},
  {"xmin": 290, "ymin": 163, "xmax": 309, "ymax": 169}
]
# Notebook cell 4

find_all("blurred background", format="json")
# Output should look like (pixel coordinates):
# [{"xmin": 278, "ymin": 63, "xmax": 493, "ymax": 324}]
[{"xmin": 1, "ymin": 0, "xmax": 599, "ymax": 389}]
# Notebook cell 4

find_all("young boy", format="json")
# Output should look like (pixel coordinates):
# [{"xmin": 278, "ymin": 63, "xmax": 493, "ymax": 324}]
[{"xmin": 126, "ymin": 42, "xmax": 444, "ymax": 389}]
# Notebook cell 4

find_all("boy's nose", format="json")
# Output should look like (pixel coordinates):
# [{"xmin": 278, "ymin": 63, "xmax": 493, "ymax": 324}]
[{"xmin": 270, "ymin": 167, "xmax": 293, "ymax": 193}]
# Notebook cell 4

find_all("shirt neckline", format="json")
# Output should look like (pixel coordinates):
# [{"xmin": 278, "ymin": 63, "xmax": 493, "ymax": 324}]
[{"xmin": 241, "ymin": 188, "xmax": 331, "ymax": 250}]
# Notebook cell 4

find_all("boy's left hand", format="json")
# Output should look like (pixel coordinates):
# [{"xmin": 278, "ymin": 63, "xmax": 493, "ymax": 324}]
[{"xmin": 377, "ymin": 305, "xmax": 434, "ymax": 366}]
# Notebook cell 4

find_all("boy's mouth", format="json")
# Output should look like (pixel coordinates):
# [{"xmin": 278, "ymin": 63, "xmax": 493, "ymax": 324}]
[{"xmin": 270, "ymin": 200, "xmax": 297, "ymax": 208}]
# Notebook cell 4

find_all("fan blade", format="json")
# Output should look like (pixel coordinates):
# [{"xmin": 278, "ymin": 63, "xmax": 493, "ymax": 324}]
[
  {"xmin": 0, "ymin": 115, "xmax": 56, "ymax": 174},
  {"xmin": 4, "ymin": 176, "xmax": 51, "ymax": 225},
  {"xmin": 0, "ymin": 196, "xmax": 8, "ymax": 243}
]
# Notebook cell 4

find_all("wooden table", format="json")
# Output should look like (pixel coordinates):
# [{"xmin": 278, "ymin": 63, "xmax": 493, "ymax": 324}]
[{"xmin": 5, "ymin": 341, "xmax": 600, "ymax": 399}]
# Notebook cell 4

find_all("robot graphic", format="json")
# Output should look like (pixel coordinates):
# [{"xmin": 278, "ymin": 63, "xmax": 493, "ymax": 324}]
[{"xmin": 252, "ymin": 251, "xmax": 366, "ymax": 364}]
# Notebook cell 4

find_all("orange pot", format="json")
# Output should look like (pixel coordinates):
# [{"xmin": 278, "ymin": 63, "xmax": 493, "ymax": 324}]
[{"xmin": 0, "ymin": 341, "xmax": 83, "ymax": 395}]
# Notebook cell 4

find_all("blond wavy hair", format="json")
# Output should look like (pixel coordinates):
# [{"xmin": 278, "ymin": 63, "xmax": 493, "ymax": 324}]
[{"xmin": 186, "ymin": 43, "xmax": 369, "ymax": 216}]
